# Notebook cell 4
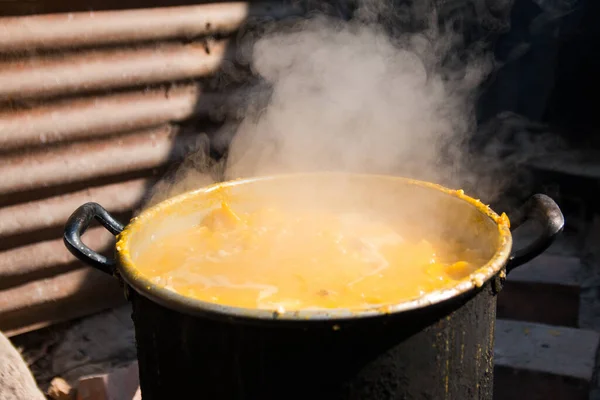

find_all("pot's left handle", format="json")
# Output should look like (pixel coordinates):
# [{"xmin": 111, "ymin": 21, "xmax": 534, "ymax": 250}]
[{"xmin": 64, "ymin": 202, "xmax": 125, "ymax": 276}]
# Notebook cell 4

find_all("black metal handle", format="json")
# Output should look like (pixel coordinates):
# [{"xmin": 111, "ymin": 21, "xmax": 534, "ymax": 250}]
[
  {"xmin": 63, "ymin": 202, "xmax": 125, "ymax": 275},
  {"xmin": 506, "ymin": 194, "xmax": 565, "ymax": 273}
]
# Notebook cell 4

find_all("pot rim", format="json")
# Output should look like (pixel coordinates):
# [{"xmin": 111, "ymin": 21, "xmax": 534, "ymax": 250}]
[{"xmin": 116, "ymin": 172, "xmax": 512, "ymax": 321}]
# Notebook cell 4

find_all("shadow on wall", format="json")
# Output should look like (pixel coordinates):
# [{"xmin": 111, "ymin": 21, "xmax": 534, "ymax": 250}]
[
  {"xmin": 477, "ymin": 0, "xmax": 589, "ymax": 137},
  {"xmin": 468, "ymin": 0, "xmax": 590, "ymax": 212},
  {"xmin": 545, "ymin": 0, "xmax": 600, "ymax": 147},
  {"xmin": 0, "ymin": 0, "xmax": 305, "ymax": 337}
]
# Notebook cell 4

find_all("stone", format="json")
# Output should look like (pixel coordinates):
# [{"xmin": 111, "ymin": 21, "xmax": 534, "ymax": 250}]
[
  {"xmin": 76, "ymin": 362, "xmax": 139, "ymax": 400},
  {"xmin": 0, "ymin": 331, "xmax": 46, "ymax": 400},
  {"xmin": 497, "ymin": 254, "xmax": 581, "ymax": 327},
  {"xmin": 48, "ymin": 377, "xmax": 74, "ymax": 400},
  {"xmin": 494, "ymin": 319, "xmax": 600, "ymax": 400}
]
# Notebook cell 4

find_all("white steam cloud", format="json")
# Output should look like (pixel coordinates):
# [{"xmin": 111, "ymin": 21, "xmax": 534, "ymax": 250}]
[
  {"xmin": 226, "ymin": 14, "xmax": 490, "ymax": 184},
  {"xmin": 145, "ymin": 1, "xmax": 504, "ymax": 207}
]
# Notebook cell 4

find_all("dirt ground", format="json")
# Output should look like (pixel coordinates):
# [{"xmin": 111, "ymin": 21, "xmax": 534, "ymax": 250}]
[{"xmin": 11, "ymin": 305, "xmax": 137, "ymax": 394}]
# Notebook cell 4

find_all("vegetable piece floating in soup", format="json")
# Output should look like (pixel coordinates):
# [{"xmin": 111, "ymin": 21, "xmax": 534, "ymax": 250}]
[{"xmin": 135, "ymin": 201, "xmax": 488, "ymax": 312}]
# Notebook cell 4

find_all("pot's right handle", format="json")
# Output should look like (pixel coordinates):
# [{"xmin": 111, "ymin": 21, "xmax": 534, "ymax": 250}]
[
  {"xmin": 505, "ymin": 194, "xmax": 565, "ymax": 273},
  {"xmin": 64, "ymin": 202, "xmax": 125, "ymax": 276}
]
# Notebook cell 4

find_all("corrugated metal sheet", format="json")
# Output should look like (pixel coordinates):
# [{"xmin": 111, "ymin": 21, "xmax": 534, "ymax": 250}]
[
  {"xmin": 0, "ymin": 1, "xmax": 298, "ymax": 337},
  {"xmin": 0, "ymin": 125, "xmax": 198, "ymax": 196},
  {"xmin": 0, "ymin": 228, "xmax": 113, "ymax": 284},
  {"xmin": 0, "ymin": 3, "xmax": 293, "ymax": 51},
  {"xmin": 0, "ymin": 85, "xmax": 215, "ymax": 149},
  {"xmin": 0, "ymin": 40, "xmax": 229, "ymax": 100},
  {"xmin": 0, "ymin": 178, "xmax": 151, "ymax": 239}
]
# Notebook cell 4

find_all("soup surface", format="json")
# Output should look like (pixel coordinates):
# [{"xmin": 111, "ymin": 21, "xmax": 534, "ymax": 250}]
[{"xmin": 134, "ymin": 202, "xmax": 488, "ymax": 311}]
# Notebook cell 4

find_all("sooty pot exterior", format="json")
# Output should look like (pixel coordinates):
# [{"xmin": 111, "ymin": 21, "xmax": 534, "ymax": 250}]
[
  {"xmin": 129, "ymin": 277, "xmax": 499, "ymax": 400},
  {"xmin": 63, "ymin": 174, "xmax": 565, "ymax": 400}
]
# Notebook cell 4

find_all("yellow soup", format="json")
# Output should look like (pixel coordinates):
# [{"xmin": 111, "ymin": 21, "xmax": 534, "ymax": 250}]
[{"xmin": 135, "ymin": 200, "xmax": 488, "ymax": 312}]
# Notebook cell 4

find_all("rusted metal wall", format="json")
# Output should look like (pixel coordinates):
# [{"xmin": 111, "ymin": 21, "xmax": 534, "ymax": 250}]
[{"xmin": 0, "ymin": 1, "xmax": 300, "ymax": 337}]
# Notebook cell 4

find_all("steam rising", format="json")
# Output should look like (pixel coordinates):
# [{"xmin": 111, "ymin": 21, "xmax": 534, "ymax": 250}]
[
  {"xmin": 147, "ymin": 1, "xmax": 502, "ymax": 207},
  {"xmin": 226, "ymin": 15, "xmax": 490, "ymax": 182}
]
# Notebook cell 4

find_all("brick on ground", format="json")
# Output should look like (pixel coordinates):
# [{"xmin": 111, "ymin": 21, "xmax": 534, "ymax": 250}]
[
  {"xmin": 494, "ymin": 319, "xmax": 600, "ymax": 400},
  {"xmin": 76, "ymin": 362, "xmax": 139, "ymax": 400},
  {"xmin": 497, "ymin": 254, "xmax": 581, "ymax": 327}
]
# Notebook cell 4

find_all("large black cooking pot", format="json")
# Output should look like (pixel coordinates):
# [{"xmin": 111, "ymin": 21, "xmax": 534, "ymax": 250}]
[{"xmin": 64, "ymin": 173, "xmax": 564, "ymax": 400}]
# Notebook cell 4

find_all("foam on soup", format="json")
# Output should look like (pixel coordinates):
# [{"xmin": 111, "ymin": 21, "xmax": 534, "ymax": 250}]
[{"xmin": 134, "ymin": 199, "xmax": 487, "ymax": 312}]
